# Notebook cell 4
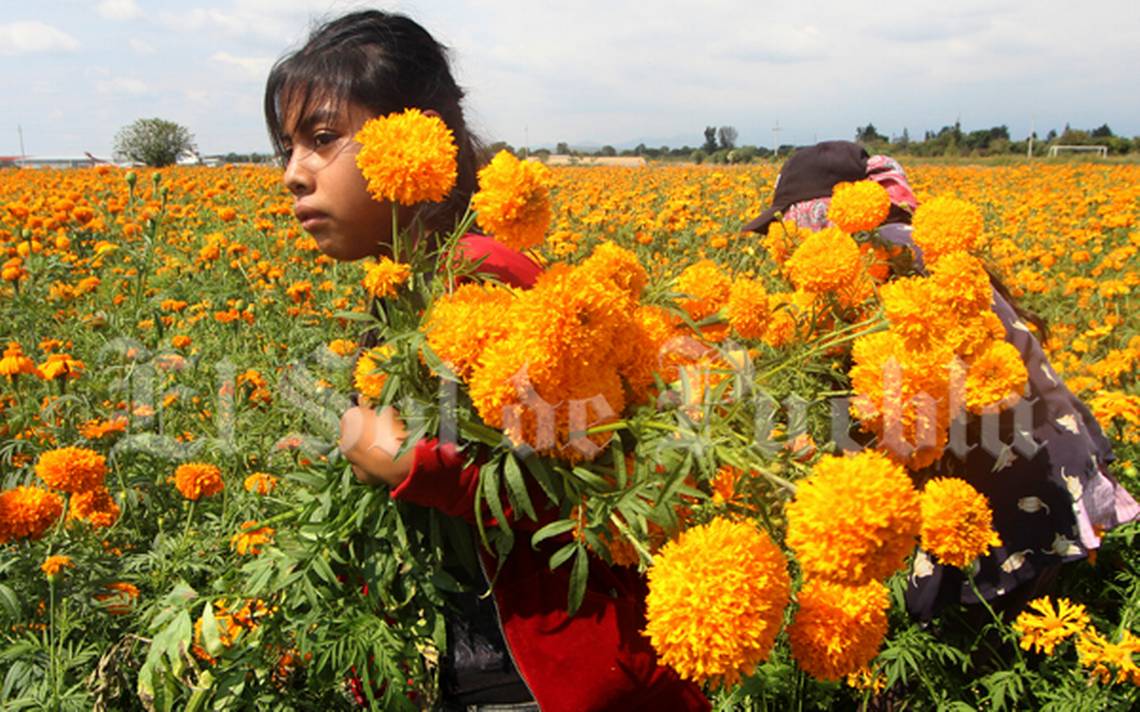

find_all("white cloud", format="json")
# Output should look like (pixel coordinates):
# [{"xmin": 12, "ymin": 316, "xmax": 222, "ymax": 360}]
[
  {"xmin": 0, "ymin": 21, "xmax": 80, "ymax": 55},
  {"xmin": 95, "ymin": 77, "xmax": 150, "ymax": 95},
  {"xmin": 97, "ymin": 0, "xmax": 142, "ymax": 21},
  {"xmin": 128, "ymin": 38, "xmax": 155, "ymax": 54},
  {"xmin": 211, "ymin": 51, "xmax": 274, "ymax": 81}
]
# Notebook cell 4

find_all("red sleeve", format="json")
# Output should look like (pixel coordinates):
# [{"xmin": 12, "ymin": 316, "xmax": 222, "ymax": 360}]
[{"xmin": 454, "ymin": 234, "xmax": 542, "ymax": 288}]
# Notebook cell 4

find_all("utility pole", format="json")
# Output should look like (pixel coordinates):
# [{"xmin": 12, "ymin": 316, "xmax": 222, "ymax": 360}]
[
  {"xmin": 18, "ymin": 124, "xmax": 26, "ymax": 157},
  {"xmin": 524, "ymin": 125, "xmax": 529, "ymax": 159},
  {"xmin": 1027, "ymin": 117, "xmax": 1035, "ymax": 158},
  {"xmin": 771, "ymin": 120, "xmax": 782, "ymax": 158}
]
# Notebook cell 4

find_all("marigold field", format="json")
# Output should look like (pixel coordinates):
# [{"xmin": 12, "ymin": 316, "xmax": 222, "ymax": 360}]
[{"xmin": 1, "ymin": 161, "xmax": 1138, "ymax": 710}]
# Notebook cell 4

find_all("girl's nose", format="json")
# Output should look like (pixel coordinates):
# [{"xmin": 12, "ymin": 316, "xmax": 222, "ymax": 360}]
[{"xmin": 283, "ymin": 153, "xmax": 313, "ymax": 196}]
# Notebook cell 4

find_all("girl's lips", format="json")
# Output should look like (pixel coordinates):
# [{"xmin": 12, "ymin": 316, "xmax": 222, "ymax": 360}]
[{"xmin": 294, "ymin": 206, "xmax": 330, "ymax": 231}]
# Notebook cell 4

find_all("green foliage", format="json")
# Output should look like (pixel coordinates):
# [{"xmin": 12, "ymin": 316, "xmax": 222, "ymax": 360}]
[{"xmin": 114, "ymin": 118, "xmax": 197, "ymax": 168}]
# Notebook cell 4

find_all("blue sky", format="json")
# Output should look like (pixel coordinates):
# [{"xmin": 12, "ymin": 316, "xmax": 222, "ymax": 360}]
[{"xmin": 2, "ymin": 0, "xmax": 1137, "ymax": 157}]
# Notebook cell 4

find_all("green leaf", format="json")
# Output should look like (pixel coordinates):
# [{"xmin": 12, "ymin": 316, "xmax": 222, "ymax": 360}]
[
  {"xmin": 548, "ymin": 541, "xmax": 577, "ymax": 570},
  {"xmin": 521, "ymin": 453, "xmax": 558, "ymax": 502},
  {"xmin": 567, "ymin": 545, "xmax": 588, "ymax": 615},
  {"xmin": 0, "ymin": 584, "xmax": 20, "ymax": 622},
  {"xmin": 503, "ymin": 453, "xmax": 536, "ymax": 521},
  {"xmin": 480, "ymin": 457, "xmax": 510, "ymax": 535},
  {"xmin": 531, "ymin": 519, "xmax": 577, "ymax": 547},
  {"xmin": 200, "ymin": 602, "xmax": 222, "ymax": 656}
]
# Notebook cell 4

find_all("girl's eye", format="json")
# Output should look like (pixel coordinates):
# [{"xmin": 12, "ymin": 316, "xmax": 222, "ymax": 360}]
[{"xmin": 313, "ymin": 131, "xmax": 339, "ymax": 148}]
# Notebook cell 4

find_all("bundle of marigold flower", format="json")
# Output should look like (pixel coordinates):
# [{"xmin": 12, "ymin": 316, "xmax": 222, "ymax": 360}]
[
  {"xmin": 644, "ymin": 517, "xmax": 790, "ymax": 688},
  {"xmin": 472, "ymin": 150, "xmax": 554, "ymax": 251}
]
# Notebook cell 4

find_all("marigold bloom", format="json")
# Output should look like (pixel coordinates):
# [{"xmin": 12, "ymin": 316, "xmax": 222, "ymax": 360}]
[
  {"xmin": 243, "ymin": 472, "xmax": 278, "ymax": 495},
  {"xmin": 0, "ymin": 486, "xmax": 64, "ymax": 542},
  {"xmin": 1012, "ymin": 596, "xmax": 1091, "ymax": 655},
  {"xmin": 675, "ymin": 259, "xmax": 730, "ymax": 321},
  {"xmin": 353, "ymin": 345, "xmax": 393, "ymax": 403},
  {"xmin": 37, "ymin": 353, "xmax": 85, "ymax": 381},
  {"xmin": 726, "ymin": 277, "xmax": 770, "ymax": 341},
  {"xmin": 965, "ymin": 340, "xmax": 1028, "ymax": 412},
  {"xmin": 828, "ymin": 180, "xmax": 890, "ymax": 233},
  {"xmin": 911, "ymin": 195, "xmax": 984, "ymax": 264},
  {"xmin": 35, "ymin": 446, "xmax": 107, "ymax": 493},
  {"xmin": 424, "ymin": 283, "xmax": 514, "ymax": 380},
  {"xmin": 788, "ymin": 579, "xmax": 890, "ymax": 681},
  {"xmin": 354, "ymin": 108, "xmax": 457, "ymax": 205},
  {"xmin": 1075, "ymin": 628, "xmax": 1140, "ymax": 686},
  {"xmin": 645, "ymin": 518, "xmax": 789, "ymax": 688},
  {"xmin": 784, "ymin": 227, "xmax": 869, "ymax": 301},
  {"xmin": 95, "ymin": 582, "xmax": 140, "ymax": 615},
  {"xmin": 919, "ymin": 477, "xmax": 1002, "ymax": 568},
  {"xmin": 327, "ymin": 339, "xmax": 358, "ymax": 358},
  {"xmin": 472, "ymin": 150, "xmax": 554, "ymax": 250},
  {"xmin": 41, "ymin": 555, "xmax": 73, "ymax": 579},
  {"xmin": 785, "ymin": 450, "xmax": 921, "ymax": 585},
  {"xmin": 361, "ymin": 257, "xmax": 413, "ymax": 300},
  {"xmin": 68, "ymin": 486, "xmax": 120, "ymax": 528},
  {"xmin": 231, "ymin": 520, "xmax": 275, "ymax": 555},
  {"xmin": 78, "ymin": 416, "xmax": 128, "ymax": 440},
  {"xmin": 172, "ymin": 462, "xmax": 224, "ymax": 501},
  {"xmin": 0, "ymin": 342, "xmax": 39, "ymax": 379}
]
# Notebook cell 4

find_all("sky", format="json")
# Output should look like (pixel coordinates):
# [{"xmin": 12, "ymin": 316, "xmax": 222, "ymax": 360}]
[{"xmin": 2, "ymin": 0, "xmax": 1138, "ymax": 158}]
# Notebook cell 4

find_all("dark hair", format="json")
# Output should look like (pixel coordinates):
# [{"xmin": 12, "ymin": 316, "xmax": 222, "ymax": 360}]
[{"xmin": 264, "ymin": 10, "xmax": 481, "ymax": 232}]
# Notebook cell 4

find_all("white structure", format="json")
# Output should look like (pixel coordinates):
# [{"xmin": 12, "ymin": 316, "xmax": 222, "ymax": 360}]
[{"xmin": 1047, "ymin": 145, "xmax": 1108, "ymax": 158}]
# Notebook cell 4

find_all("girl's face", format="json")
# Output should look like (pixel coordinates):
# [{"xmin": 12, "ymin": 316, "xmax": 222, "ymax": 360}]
[{"xmin": 280, "ymin": 98, "xmax": 393, "ymax": 261}]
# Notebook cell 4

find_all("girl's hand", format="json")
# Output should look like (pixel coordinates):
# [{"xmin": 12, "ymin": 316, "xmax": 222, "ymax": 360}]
[{"xmin": 338, "ymin": 405, "xmax": 414, "ymax": 487}]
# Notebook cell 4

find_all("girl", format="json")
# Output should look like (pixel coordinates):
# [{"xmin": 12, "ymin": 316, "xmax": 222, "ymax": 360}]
[
  {"xmin": 742, "ymin": 140, "xmax": 1139, "ymax": 621},
  {"xmin": 265, "ymin": 10, "xmax": 709, "ymax": 711}
]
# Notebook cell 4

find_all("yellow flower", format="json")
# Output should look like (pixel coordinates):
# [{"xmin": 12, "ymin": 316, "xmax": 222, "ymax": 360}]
[
  {"xmin": 172, "ymin": 462, "xmax": 224, "ymax": 501},
  {"xmin": 67, "ymin": 486, "xmax": 120, "ymax": 528},
  {"xmin": 35, "ymin": 446, "xmax": 107, "ymax": 494},
  {"xmin": 37, "ymin": 353, "xmax": 85, "ymax": 382},
  {"xmin": 785, "ymin": 450, "xmax": 921, "ymax": 585},
  {"xmin": 645, "ymin": 517, "xmax": 790, "ymax": 688},
  {"xmin": 912, "ymin": 195, "xmax": 984, "ymax": 264},
  {"xmin": 0, "ymin": 342, "xmax": 39, "ymax": 379},
  {"xmin": 1012, "ymin": 596, "xmax": 1091, "ymax": 655},
  {"xmin": 472, "ymin": 150, "xmax": 554, "ymax": 250},
  {"xmin": 965, "ymin": 340, "xmax": 1028, "ymax": 413},
  {"xmin": 783, "ymin": 227, "xmax": 870, "ymax": 303},
  {"xmin": 243, "ymin": 472, "xmax": 278, "ymax": 496},
  {"xmin": 230, "ymin": 520, "xmax": 275, "ymax": 555},
  {"xmin": 1075, "ymin": 628, "xmax": 1140, "ymax": 686},
  {"xmin": 675, "ymin": 259, "xmax": 730, "ymax": 321},
  {"xmin": 789, "ymin": 579, "xmax": 890, "ymax": 681},
  {"xmin": 0, "ymin": 486, "xmax": 64, "ymax": 543},
  {"xmin": 828, "ymin": 180, "xmax": 890, "ymax": 233},
  {"xmin": 361, "ymin": 257, "xmax": 413, "ymax": 300},
  {"xmin": 919, "ymin": 477, "xmax": 1002, "ymax": 568},
  {"xmin": 726, "ymin": 277, "xmax": 770, "ymax": 341},
  {"xmin": 423, "ymin": 283, "xmax": 514, "ymax": 380},
  {"xmin": 327, "ymin": 339, "xmax": 358, "ymax": 358},
  {"xmin": 353, "ymin": 345, "xmax": 393, "ymax": 403},
  {"xmin": 41, "ymin": 555, "xmax": 73, "ymax": 579},
  {"xmin": 354, "ymin": 108, "xmax": 457, "ymax": 205}
]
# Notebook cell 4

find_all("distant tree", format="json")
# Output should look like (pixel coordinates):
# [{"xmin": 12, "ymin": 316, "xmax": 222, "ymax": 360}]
[
  {"xmin": 114, "ymin": 118, "xmax": 196, "ymax": 167},
  {"xmin": 487, "ymin": 141, "xmax": 516, "ymax": 157},
  {"xmin": 690, "ymin": 149, "xmax": 706, "ymax": 164},
  {"xmin": 703, "ymin": 126, "xmax": 718, "ymax": 153},
  {"xmin": 555, "ymin": 141, "xmax": 570, "ymax": 155},
  {"xmin": 855, "ymin": 123, "xmax": 887, "ymax": 144},
  {"xmin": 599, "ymin": 145, "xmax": 617, "ymax": 157},
  {"xmin": 729, "ymin": 145, "xmax": 757, "ymax": 163},
  {"xmin": 1091, "ymin": 124, "xmax": 1114, "ymax": 138},
  {"xmin": 717, "ymin": 126, "xmax": 738, "ymax": 150}
]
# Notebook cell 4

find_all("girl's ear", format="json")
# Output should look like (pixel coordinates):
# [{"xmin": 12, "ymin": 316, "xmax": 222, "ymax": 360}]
[{"xmin": 422, "ymin": 109, "xmax": 441, "ymax": 119}]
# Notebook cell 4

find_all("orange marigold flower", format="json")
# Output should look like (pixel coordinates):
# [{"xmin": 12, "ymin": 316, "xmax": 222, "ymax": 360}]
[
  {"xmin": 789, "ymin": 579, "xmax": 890, "ymax": 681},
  {"xmin": 965, "ymin": 340, "xmax": 1027, "ymax": 413},
  {"xmin": 327, "ymin": 339, "xmax": 357, "ymax": 358},
  {"xmin": 0, "ymin": 341, "xmax": 39, "ymax": 379},
  {"xmin": 68, "ymin": 486, "xmax": 120, "ymax": 528},
  {"xmin": 78, "ymin": 416, "xmax": 128, "ymax": 440},
  {"xmin": 1012, "ymin": 596, "xmax": 1091, "ymax": 655},
  {"xmin": 1075, "ymin": 628, "xmax": 1140, "ymax": 686},
  {"xmin": 579, "ymin": 241, "xmax": 648, "ymax": 299},
  {"xmin": 828, "ymin": 180, "xmax": 890, "ymax": 233},
  {"xmin": 645, "ymin": 517, "xmax": 790, "ymax": 688},
  {"xmin": 919, "ymin": 477, "xmax": 1002, "ymax": 568},
  {"xmin": 172, "ymin": 462, "xmax": 224, "ymax": 501},
  {"xmin": 361, "ymin": 257, "xmax": 413, "ymax": 300},
  {"xmin": 0, "ymin": 486, "xmax": 64, "ymax": 542},
  {"xmin": 95, "ymin": 582, "xmax": 140, "ymax": 615},
  {"xmin": 424, "ymin": 282, "xmax": 514, "ymax": 380},
  {"xmin": 354, "ymin": 108, "xmax": 457, "ymax": 206},
  {"xmin": 472, "ymin": 150, "xmax": 553, "ymax": 250},
  {"xmin": 35, "ymin": 446, "xmax": 107, "ymax": 493},
  {"xmin": 171, "ymin": 335, "xmax": 192, "ymax": 350},
  {"xmin": 783, "ymin": 227, "xmax": 867, "ymax": 297},
  {"xmin": 912, "ymin": 195, "xmax": 984, "ymax": 264},
  {"xmin": 243, "ymin": 472, "xmax": 278, "ymax": 496},
  {"xmin": 37, "ymin": 353, "xmax": 85, "ymax": 381},
  {"xmin": 41, "ymin": 554, "xmax": 73, "ymax": 579},
  {"xmin": 353, "ymin": 345, "xmax": 393, "ymax": 403},
  {"xmin": 726, "ymin": 277, "xmax": 770, "ymax": 341},
  {"xmin": 231, "ymin": 520, "xmax": 275, "ymax": 555},
  {"xmin": 675, "ymin": 259, "xmax": 730, "ymax": 321},
  {"xmin": 785, "ymin": 450, "xmax": 921, "ymax": 585}
]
